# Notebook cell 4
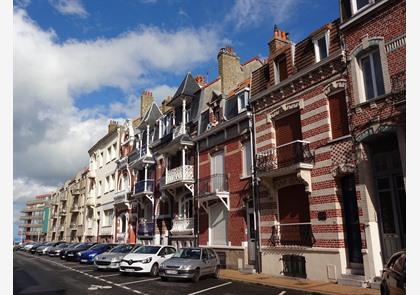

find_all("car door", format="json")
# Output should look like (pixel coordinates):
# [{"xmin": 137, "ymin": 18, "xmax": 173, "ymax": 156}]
[
  {"xmin": 156, "ymin": 247, "xmax": 168, "ymax": 265},
  {"xmin": 208, "ymin": 248, "xmax": 218, "ymax": 273},
  {"xmin": 201, "ymin": 249, "xmax": 211, "ymax": 275}
]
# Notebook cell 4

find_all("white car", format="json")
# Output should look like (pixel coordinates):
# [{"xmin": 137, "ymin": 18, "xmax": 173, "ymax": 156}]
[{"xmin": 120, "ymin": 245, "xmax": 176, "ymax": 276}]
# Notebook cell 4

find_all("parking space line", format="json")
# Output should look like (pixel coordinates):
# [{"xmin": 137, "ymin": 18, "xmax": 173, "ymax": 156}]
[
  {"xmin": 117, "ymin": 278, "xmax": 159, "ymax": 286},
  {"xmin": 96, "ymin": 273, "xmax": 121, "ymax": 278},
  {"xmin": 187, "ymin": 282, "xmax": 233, "ymax": 295},
  {"xmin": 81, "ymin": 270, "xmax": 96, "ymax": 272}
]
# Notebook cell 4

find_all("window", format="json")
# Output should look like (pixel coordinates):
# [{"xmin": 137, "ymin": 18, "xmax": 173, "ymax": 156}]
[
  {"xmin": 112, "ymin": 143, "xmax": 117, "ymax": 159},
  {"xmin": 313, "ymin": 32, "xmax": 329, "ymax": 62},
  {"xmin": 98, "ymin": 180, "xmax": 102, "ymax": 197},
  {"xmin": 351, "ymin": 0, "xmax": 372, "ymax": 15},
  {"xmin": 105, "ymin": 176, "xmax": 109, "ymax": 193},
  {"xmin": 103, "ymin": 209, "xmax": 113, "ymax": 227},
  {"xmin": 359, "ymin": 48, "xmax": 385, "ymax": 100},
  {"xmin": 110, "ymin": 174, "xmax": 115, "ymax": 191},
  {"xmin": 99, "ymin": 152, "xmax": 104, "ymax": 167},
  {"xmin": 328, "ymin": 91, "xmax": 349, "ymax": 139},
  {"xmin": 237, "ymin": 91, "xmax": 249, "ymax": 113},
  {"xmin": 107, "ymin": 147, "xmax": 111, "ymax": 163},
  {"xmin": 274, "ymin": 56, "xmax": 288, "ymax": 84},
  {"xmin": 242, "ymin": 140, "xmax": 252, "ymax": 177}
]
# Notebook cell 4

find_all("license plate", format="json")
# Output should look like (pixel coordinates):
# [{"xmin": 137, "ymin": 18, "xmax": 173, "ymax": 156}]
[
  {"xmin": 124, "ymin": 268, "xmax": 134, "ymax": 272},
  {"xmin": 166, "ymin": 270, "xmax": 178, "ymax": 275},
  {"xmin": 68, "ymin": 254, "xmax": 74, "ymax": 256},
  {"xmin": 81, "ymin": 259, "xmax": 87, "ymax": 263}
]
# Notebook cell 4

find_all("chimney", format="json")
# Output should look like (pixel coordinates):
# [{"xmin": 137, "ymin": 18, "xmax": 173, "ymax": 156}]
[
  {"xmin": 160, "ymin": 96, "xmax": 172, "ymax": 113},
  {"xmin": 194, "ymin": 75, "xmax": 206, "ymax": 87},
  {"xmin": 268, "ymin": 24, "xmax": 290, "ymax": 55},
  {"xmin": 140, "ymin": 90, "xmax": 154, "ymax": 119},
  {"xmin": 217, "ymin": 46, "xmax": 242, "ymax": 94},
  {"xmin": 108, "ymin": 120, "xmax": 118, "ymax": 133}
]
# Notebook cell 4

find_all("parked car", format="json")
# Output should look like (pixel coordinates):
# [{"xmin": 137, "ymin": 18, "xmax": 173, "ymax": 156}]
[
  {"xmin": 120, "ymin": 245, "xmax": 177, "ymax": 276},
  {"xmin": 59, "ymin": 243, "xmax": 80, "ymax": 259},
  {"xmin": 159, "ymin": 247, "xmax": 220, "ymax": 283},
  {"xmin": 35, "ymin": 242, "xmax": 55, "ymax": 255},
  {"xmin": 94, "ymin": 244, "xmax": 139, "ymax": 270},
  {"xmin": 23, "ymin": 242, "xmax": 36, "ymax": 252},
  {"xmin": 30, "ymin": 242, "xmax": 47, "ymax": 254},
  {"xmin": 78, "ymin": 243, "xmax": 114, "ymax": 264},
  {"xmin": 48, "ymin": 242, "xmax": 70, "ymax": 257},
  {"xmin": 381, "ymin": 250, "xmax": 406, "ymax": 295},
  {"xmin": 66, "ymin": 243, "xmax": 97, "ymax": 261}
]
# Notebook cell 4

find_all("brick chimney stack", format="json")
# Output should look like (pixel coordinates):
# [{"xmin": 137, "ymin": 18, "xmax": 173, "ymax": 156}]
[
  {"xmin": 217, "ymin": 46, "xmax": 242, "ymax": 94},
  {"xmin": 268, "ymin": 24, "xmax": 290, "ymax": 55},
  {"xmin": 108, "ymin": 120, "xmax": 119, "ymax": 133},
  {"xmin": 140, "ymin": 90, "xmax": 154, "ymax": 119}
]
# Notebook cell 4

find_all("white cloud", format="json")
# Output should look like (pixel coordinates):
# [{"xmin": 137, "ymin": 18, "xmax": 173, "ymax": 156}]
[
  {"xmin": 49, "ymin": 0, "xmax": 88, "ymax": 18},
  {"xmin": 13, "ymin": 8, "xmax": 221, "ymax": 186},
  {"xmin": 227, "ymin": 0, "xmax": 298, "ymax": 30},
  {"xmin": 13, "ymin": 178, "xmax": 56, "ymax": 203}
]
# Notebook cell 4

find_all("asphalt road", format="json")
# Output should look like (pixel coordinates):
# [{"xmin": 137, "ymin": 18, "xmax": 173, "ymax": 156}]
[{"xmin": 14, "ymin": 251, "xmax": 312, "ymax": 295}]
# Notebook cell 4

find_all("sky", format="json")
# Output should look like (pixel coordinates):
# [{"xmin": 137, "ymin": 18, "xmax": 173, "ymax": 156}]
[{"xmin": 13, "ymin": 0, "xmax": 339, "ymax": 240}]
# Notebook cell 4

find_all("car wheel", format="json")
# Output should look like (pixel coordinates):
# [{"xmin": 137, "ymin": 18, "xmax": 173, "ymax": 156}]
[
  {"xmin": 192, "ymin": 268, "xmax": 200, "ymax": 283},
  {"xmin": 213, "ymin": 266, "xmax": 220, "ymax": 279},
  {"xmin": 150, "ymin": 263, "xmax": 159, "ymax": 277},
  {"xmin": 161, "ymin": 276, "xmax": 168, "ymax": 282}
]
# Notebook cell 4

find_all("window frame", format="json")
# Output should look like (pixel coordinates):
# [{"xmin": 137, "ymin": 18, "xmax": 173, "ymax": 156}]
[
  {"xmin": 358, "ymin": 48, "xmax": 385, "ymax": 101},
  {"xmin": 274, "ymin": 55, "xmax": 288, "ymax": 84},
  {"xmin": 242, "ymin": 140, "xmax": 252, "ymax": 178},
  {"xmin": 313, "ymin": 30, "xmax": 330, "ymax": 63},
  {"xmin": 237, "ymin": 90, "xmax": 250, "ymax": 113},
  {"xmin": 350, "ymin": 0, "xmax": 374, "ymax": 15}
]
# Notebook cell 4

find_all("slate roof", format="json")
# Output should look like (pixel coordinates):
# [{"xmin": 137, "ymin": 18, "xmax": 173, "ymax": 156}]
[{"xmin": 169, "ymin": 72, "xmax": 201, "ymax": 104}]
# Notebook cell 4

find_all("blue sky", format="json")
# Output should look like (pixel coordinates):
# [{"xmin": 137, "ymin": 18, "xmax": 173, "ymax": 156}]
[{"xmin": 13, "ymin": 0, "xmax": 339, "ymax": 240}]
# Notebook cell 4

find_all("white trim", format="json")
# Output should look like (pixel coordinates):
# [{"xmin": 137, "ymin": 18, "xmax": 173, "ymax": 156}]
[
  {"xmin": 313, "ymin": 30, "xmax": 330, "ymax": 63},
  {"xmin": 350, "ymin": 0, "xmax": 374, "ymax": 16}
]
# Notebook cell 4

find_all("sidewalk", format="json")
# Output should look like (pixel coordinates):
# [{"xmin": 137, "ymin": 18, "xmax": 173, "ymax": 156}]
[{"xmin": 220, "ymin": 269, "xmax": 379, "ymax": 295}]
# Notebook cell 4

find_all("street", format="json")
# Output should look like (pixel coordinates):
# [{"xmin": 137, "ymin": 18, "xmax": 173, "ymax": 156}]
[{"xmin": 13, "ymin": 252, "xmax": 312, "ymax": 295}]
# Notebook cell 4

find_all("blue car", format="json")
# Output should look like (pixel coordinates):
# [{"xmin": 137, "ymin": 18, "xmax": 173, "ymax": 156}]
[{"xmin": 78, "ymin": 244, "xmax": 114, "ymax": 264}]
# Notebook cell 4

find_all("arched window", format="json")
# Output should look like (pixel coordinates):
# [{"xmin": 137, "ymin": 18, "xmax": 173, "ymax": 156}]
[{"xmin": 179, "ymin": 194, "xmax": 193, "ymax": 219}]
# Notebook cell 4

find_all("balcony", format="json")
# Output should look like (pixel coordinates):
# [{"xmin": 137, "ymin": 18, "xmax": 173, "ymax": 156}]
[
  {"xmin": 70, "ymin": 205, "xmax": 80, "ymax": 212},
  {"xmin": 170, "ymin": 218, "xmax": 194, "ymax": 236},
  {"xmin": 128, "ymin": 145, "xmax": 154, "ymax": 168},
  {"xmin": 268, "ymin": 222, "xmax": 315, "ymax": 248},
  {"xmin": 116, "ymin": 232, "xmax": 127, "ymax": 242},
  {"xmin": 85, "ymin": 197, "xmax": 95, "ymax": 207},
  {"xmin": 137, "ymin": 221, "xmax": 155, "ymax": 236},
  {"xmin": 114, "ymin": 189, "xmax": 129, "ymax": 204},
  {"xmin": 198, "ymin": 174, "xmax": 228, "ymax": 196},
  {"xmin": 134, "ymin": 180, "xmax": 154, "ymax": 195},
  {"xmin": 116, "ymin": 157, "xmax": 128, "ymax": 170},
  {"xmin": 256, "ymin": 140, "xmax": 314, "ymax": 177},
  {"xmin": 164, "ymin": 165, "xmax": 194, "ymax": 187}
]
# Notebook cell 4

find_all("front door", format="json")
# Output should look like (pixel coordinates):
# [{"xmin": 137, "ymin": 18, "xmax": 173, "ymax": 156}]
[
  {"xmin": 247, "ymin": 199, "xmax": 256, "ymax": 265},
  {"xmin": 341, "ymin": 175, "xmax": 363, "ymax": 264},
  {"xmin": 373, "ymin": 150, "xmax": 406, "ymax": 263}
]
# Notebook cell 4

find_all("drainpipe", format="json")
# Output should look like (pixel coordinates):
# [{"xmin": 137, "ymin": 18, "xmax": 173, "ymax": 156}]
[
  {"xmin": 194, "ymin": 142, "xmax": 200, "ymax": 247},
  {"xmin": 250, "ymin": 109, "xmax": 262, "ymax": 274}
]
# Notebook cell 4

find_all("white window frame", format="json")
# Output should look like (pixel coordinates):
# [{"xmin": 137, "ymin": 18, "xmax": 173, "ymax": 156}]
[
  {"xmin": 242, "ymin": 140, "xmax": 252, "ymax": 178},
  {"xmin": 313, "ymin": 30, "xmax": 330, "ymax": 63},
  {"xmin": 103, "ymin": 209, "xmax": 113, "ymax": 227},
  {"xmin": 358, "ymin": 48, "xmax": 385, "ymax": 101},
  {"xmin": 274, "ymin": 57, "xmax": 287, "ymax": 84},
  {"xmin": 105, "ymin": 176, "xmax": 109, "ymax": 193},
  {"xmin": 350, "ymin": 0, "xmax": 374, "ymax": 15},
  {"xmin": 237, "ymin": 90, "xmax": 250, "ymax": 113}
]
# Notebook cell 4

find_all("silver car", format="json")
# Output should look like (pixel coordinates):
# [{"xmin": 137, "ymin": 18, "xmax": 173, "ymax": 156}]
[
  {"xmin": 159, "ymin": 247, "xmax": 220, "ymax": 283},
  {"xmin": 94, "ymin": 244, "xmax": 139, "ymax": 270}
]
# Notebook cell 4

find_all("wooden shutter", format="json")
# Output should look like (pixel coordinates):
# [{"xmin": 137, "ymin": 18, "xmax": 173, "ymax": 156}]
[
  {"xmin": 329, "ymin": 91, "xmax": 349, "ymax": 139},
  {"xmin": 274, "ymin": 112, "xmax": 302, "ymax": 146}
]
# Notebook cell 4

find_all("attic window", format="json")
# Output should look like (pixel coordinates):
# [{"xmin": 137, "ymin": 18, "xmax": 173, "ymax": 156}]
[
  {"xmin": 313, "ymin": 30, "xmax": 330, "ymax": 62},
  {"xmin": 237, "ymin": 90, "xmax": 249, "ymax": 113},
  {"xmin": 351, "ymin": 0, "xmax": 373, "ymax": 15},
  {"xmin": 274, "ymin": 55, "xmax": 288, "ymax": 84}
]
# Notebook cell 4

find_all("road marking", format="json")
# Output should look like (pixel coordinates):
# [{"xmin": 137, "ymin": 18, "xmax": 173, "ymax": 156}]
[
  {"xmin": 187, "ymin": 282, "xmax": 233, "ymax": 295},
  {"xmin": 117, "ymin": 278, "xmax": 159, "ymax": 286},
  {"xmin": 81, "ymin": 269, "xmax": 96, "ymax": 272},
  {"xmin": 88, "ymin": 284, "xmax": 112, "ymax": 290},
  {"xmin": 96, "ymin": 273, "xmax": 121, "ymax": 278}
]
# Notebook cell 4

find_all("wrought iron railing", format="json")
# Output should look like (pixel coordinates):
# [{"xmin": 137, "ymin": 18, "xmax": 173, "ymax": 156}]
[
  {"xmin": 256, "ymin": 140, "xmax": 313, "ymax": 173},
  {"xmin": 170, "ymin": 218, "xmax": 194, "ymax": 235},
  {"xmin": 137, "ymin": 221, "xmax": 155, "ymax": 236},
  {"xmin": 166, "ymin": 165, "xmax": 194, "ymax": 184},
  {"xmin": 134, "ymin": 180, "xmax": 154, "ymax": 194},
  {"xmin": 269, "ymin": 222, "xmax": 314, "ymax": 247},
  {"xmin": 173, "ymin": 125, "xmax": 185, "ymax": 139},
  {"xmin": 198, "ymin": 174, "xmax": 229, "ymax": 196}
]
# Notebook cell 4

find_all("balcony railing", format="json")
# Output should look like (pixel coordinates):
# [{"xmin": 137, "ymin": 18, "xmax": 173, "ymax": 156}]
[
  {"xmin": 172, "ymin": 124, "xmax": 185, "ymax": 139},
  {"xmin": 137, "ymin": 221, "xmax": 155, "ymax": 236},
  {"xmin": 170, "ymin": 218, "xmax": 194, "ymax": 236},
  {"xmin": 268, "ymin": 222, "xmax": 315, "ymax": 247},
  {"xmin": 198, "ymin": 174, "xmax": 228, "ymax": 196},
  {"xmin": 256, "ymin": 140, "xmax": 313, "ymax": 173},
  {"xmin": 166, "ymin": 165, "xmax": 194, "ymax": 185},
  {"xmin": 71, "ymin": 205, "xmax": 79, "ymax": 212},
  {"xmin": 116, "ymin": 157, "xmax": 128, "ymax": 170},
  {"xmin": 134, "ymin": 180, "xmax": 154, "ymax": 195},
  {"xmin": 114, "ymin": 189, "xmax": 129, "ymax": 204}
]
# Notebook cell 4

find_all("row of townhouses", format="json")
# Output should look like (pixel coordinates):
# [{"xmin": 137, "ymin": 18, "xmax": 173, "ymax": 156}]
[{"xmin": 21, "ymin": 0, "xmax": 405, "ymax": 286}]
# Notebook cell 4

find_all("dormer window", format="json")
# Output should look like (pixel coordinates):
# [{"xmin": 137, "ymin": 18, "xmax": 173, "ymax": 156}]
[
  {"xmin": 237, "ymin": 90, "xmax": 249, "ymax": 113},
  {"xmin": 274, "ymin": 55, "xmax": 287, "ymax": 84},
  {"xmin": 351, "ymin": 0, "xmax": 373, "ymax": 15},
  {"xmin": 313, "ymin": 30, "xmax": 330, "ymax": 62}
]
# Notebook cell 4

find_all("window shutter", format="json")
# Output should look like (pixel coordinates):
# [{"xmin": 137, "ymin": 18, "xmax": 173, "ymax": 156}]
[{"xmin": 329, "ymin": 91, "xmax": 349, "ymax": 139}]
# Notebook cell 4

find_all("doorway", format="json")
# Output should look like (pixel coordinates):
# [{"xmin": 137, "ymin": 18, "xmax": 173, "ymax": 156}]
[{"xmin": 247, "ymin": 199, "xmax": 256, "ymax": 265}]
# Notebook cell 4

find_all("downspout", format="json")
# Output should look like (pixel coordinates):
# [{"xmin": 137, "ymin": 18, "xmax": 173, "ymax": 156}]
[
  {"xmin": 250, "ymin": 104, "xmax": 262, "ymax": 274},
  {"xmin": 194, "ymin": 137, "xmax": 200, "ymax": 247}
]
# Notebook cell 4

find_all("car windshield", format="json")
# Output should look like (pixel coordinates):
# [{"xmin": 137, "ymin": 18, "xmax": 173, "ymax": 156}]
[
  {"xmin": 75, "ymin": 243, "xmax": 92, "ymax": 249},
  {"xmin": 134, "ymin": 246, "xmax": 161, "ymax": 254},
  {"xmin": 173, "ymin": 248, "xmax": 201, "ymax": 260},
  {"xmin": 110, "ymin": 245, "xmax": 132, "ymax": 253},
  {"xmin": 57, "ymin": 244, "xmax": 68, "ymax": 248},
  {"xmin": 89, "ymin": 244, "xmax": 107, "ymax": 250}
]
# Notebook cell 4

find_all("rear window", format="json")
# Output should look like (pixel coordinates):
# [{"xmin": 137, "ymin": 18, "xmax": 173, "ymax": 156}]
[
  {"xmin": 173, "ymin": 248, "xmax": 201, "ymax": 260},
  {"xmin": 134, "ymin": 246, "xmax": 161, "ymax": 254},
  {"xmin": 110, "ymin": 245, "xmax": 133, "ymax": 253}
]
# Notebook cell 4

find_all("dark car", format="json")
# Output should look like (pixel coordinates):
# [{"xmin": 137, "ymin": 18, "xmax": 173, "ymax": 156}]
[
  {"xmin": 48, "ymin": 242, "xmax": 70, "ymax": 257},
  {"xmin": 66, "ymin": 243, "xmax": 97, "ymax": 261},
  {"xmin": 60, "ymin": 243, "xmax": 81, "ymax": 259},
  {"xmin": 29, "ymin": 242, "xmax": 47, "ymax": 254},
  {"xmin": 381, "ymin": 250, "xmax": 405, "ymax": 295},
  {"xmin": 78, "ymin": 244, "xmax": 114, "ymax": 264}
]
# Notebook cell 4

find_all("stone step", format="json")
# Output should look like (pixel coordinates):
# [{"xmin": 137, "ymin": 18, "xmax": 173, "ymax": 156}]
[
  {"xmin": 338, "ymin": 274, "xmax": 368, "ymax": 288},
  {"xmin": 239, "ymin": 265, "xmax": 256, "ymax": 274},
  {"xmin": 346, "ymin": 267, "xmax": 364, "ymax": 276}
]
